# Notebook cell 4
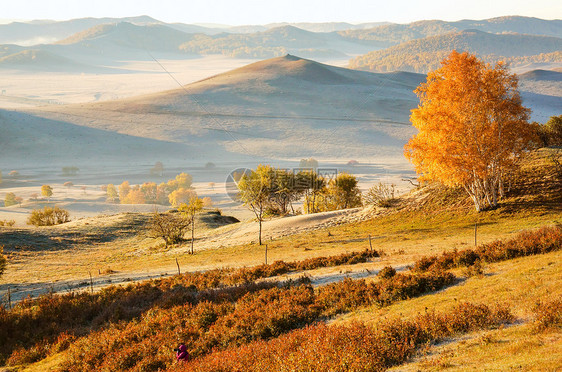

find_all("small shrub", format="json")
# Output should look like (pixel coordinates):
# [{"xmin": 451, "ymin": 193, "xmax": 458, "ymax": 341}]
[
  {"xmin": 0, "ymin": 246, "xmax": 7, "ymax": 278},
  {"xmin": 6, "ymin": 343, "xmax": 49, "ymax": 366},
  {"xmin": 0, "ymin": 220, "xmax": 15, "ymax": 227},
  {"xmin": 363, "ymin": 182, "xmax": 397, "ymax": 207},
  {"xmin": 463, "ymin": 261, "xmax": 484, "ymax": 278},
  {"xmin": 27, "ymin": 206, "xmax": 70, "ymax": 226},
  {"xmin": 148, "ymin": 212, "xmax": 190, "ymax": 246},
  {"xmin": 378, "ymin": 266, "xmax": 396, "ymax": 279},
  {"xmin": 49, "ymin": 332, "xmax": 76, "ymax": 354},
  {"xmin": 4, "ymin": 192, "xmax": 17, "ymax": 207},
  {"xmin": 533, "ymin": 298, "xmax": 562, "ymax": 332}
]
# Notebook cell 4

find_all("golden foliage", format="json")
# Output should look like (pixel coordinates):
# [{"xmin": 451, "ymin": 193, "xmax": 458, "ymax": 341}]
[{"xmin": 404, "ymin": 51, "xmax": 536, "ymax": 211}]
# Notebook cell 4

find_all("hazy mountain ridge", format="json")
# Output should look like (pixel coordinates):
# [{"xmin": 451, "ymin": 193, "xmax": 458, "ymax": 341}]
[
  {"xmin": 0, "ymin": 16, "xmax": 559, "ymax": 73},
  {"xmin": 339, "ymin": 16, "xmax": 562, "ymax": 47},
  {"xmin": 349, "ymin": 30, "xmax": 562, "ymax": 73},
  {"xmin": 0, "ymin": 15, "xmax": 162, "ymax": 45},
  {"xmin": 56, "ymin": 22, "xmax": 195, "ymax": 53},
  {"xmin": 177, "ymin": 25, "xmax": 358, "ymax": 59}
]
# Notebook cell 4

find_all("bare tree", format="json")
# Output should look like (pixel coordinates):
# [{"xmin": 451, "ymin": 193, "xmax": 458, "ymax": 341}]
[{"xmin": 149, "ymin": 212, "xmax": 190, "ymax": 247}]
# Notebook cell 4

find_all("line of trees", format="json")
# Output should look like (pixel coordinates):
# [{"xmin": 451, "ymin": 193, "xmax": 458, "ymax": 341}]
[
  {"xmin": 237, "ymin": 165, "xmax": 362, "ymax": 245},
  {"xmin": 104, "ymin": 172, "xmax": 196, "ymax": 206}
]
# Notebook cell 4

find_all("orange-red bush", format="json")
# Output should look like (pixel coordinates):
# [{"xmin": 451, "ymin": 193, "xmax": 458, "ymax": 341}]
[
  {"xmin": 412, "ymin": 225, "xmax": 562, "ymax": 272},
  {"xmin": 174, "ymin": 303, "xmax": 513, "ymax": 372}
]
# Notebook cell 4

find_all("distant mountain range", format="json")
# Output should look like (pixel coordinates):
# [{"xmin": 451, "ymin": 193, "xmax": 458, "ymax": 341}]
[
  {"xmin": 0, "ymin": 15, "xmax": 559, "ymax": 73},
  {"xmin": 0, "ymin": 16, "xmax": 161, "ymax": 45},
  {"xmin": 349, "ymin": 29, "xmax": 562, "ymax": 73},
  {"xmin": 339, "ymin": 16, "xmax": 562, "ymax": 47}
]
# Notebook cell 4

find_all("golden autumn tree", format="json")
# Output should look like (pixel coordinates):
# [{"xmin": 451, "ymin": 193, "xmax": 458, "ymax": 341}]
[
  {"xmin": 404, "ymin": 51, "xmax": 536, "ymax": 211},
  {"xmin": 178, "ymin": 193, "xmax": 204, "ymax": 255}
]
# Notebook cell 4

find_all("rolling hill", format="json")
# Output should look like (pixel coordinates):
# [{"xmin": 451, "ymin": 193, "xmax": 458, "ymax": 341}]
[
  {"xmin": 348, "ymin": 29, "xmax": 562, "ymax": 73},
  {"xmin": 518, "ymin": 68, "xmax": 562, "ymax": 122},
  {"xmin": 520, "ymin": 69, "xmax": 562, "ymax": 82},
  {"xmin": 0, "ymin": 49, "xmax": 103, "ymax": 72},
  {"xmin": 55, "ymin": 21, "xmax": 195, "ymax": 54},
  {"xmin": 0, "ymin": 109, "xmax": 193, "ymax": 165},
  {"xmin": 2, "ymin": 55, "xmax": 424, "ymax": 166}
]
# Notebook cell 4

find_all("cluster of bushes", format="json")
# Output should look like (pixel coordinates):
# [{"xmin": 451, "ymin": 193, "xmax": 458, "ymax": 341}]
[
  {"xmin": 176, "ymin": 302, "xmax": 513, "ymax": 372},
  {"xmin": 238, "ymin": 165, "xmax": 362, "ymax": 217},
  {"xmin": 2, "ymin": 225, "xmax": 560, "ymax": 369},
  {"xmin": 56, "ymin": 270, "xmax": 454, "ymax": 371},
  {"xmin": 228, "ymin": 249, "xmax": 380, "ymax": 283},
  {"xmin": 412, "ymin": 225, "xmax": 562, "ymax": 272},
  {"xmin": 0, "ymin": 249, "xmax": 378, "ymax": 364},
  {"xmin": 26, "ymin": 206, "xmax": 70, "ymax": 226},
  {"xmin": 0, "ymin": 220, "xmax": 15, "ymax": 227}
]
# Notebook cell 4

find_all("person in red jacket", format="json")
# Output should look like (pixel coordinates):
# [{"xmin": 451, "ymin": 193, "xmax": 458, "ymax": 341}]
[{"xmin": 175, "ymin": 343, "xmax": 189, "ymax": 362}]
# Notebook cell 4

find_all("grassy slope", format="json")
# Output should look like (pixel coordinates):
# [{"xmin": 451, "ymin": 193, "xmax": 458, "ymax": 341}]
[
  {"xmin": 2, "ymin": 149, "xmax": 561, "ymax": 298},
  {"xmin": 378, "ymin": 252, "xmax": 562, "ymax": 371},
  {"xmin": 4, "ymin": 148, "xmax": 562, "ymax": 371}
]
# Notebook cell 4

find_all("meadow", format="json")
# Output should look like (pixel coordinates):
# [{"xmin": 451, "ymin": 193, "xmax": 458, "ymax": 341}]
[{"xmin": 0, "ymin": 148, "xmax": 560, "ymax": 371}]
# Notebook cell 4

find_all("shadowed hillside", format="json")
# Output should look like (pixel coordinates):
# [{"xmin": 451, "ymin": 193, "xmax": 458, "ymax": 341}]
[
  {"xmin": 520, "ymin": 69, "xmax": 562, "ymax": 82},
  {"xmin": 14, "ymin": 55, "xmax": 423, "ymax": 164},
  {"xmin": 0, "ymin": 109, "xmax": 194, "ymax": 165}
]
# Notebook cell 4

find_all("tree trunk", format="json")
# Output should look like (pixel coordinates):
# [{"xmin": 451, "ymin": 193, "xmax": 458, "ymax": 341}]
[
  {"xmin": 191, "ymin": 218, "xmax": 195, "ymax": 255},
  {"xmin": 259, "ymin": 218, "xmax": 262, "ymax": 245}
]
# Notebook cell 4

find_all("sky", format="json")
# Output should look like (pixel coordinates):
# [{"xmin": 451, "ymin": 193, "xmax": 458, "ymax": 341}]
[{"xmin": 2, "ymin": 0, "xmax": 561, "ymax": 25}]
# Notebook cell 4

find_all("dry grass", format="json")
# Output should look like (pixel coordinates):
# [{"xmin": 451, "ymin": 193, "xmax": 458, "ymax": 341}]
[
  {"xmin": 331, "ymin": 249, "xmax": 562, "ymax": 371},
  {"xmin": 0, "ymin": 148, "xmax": 560, "ymax": 371},
  {"xmin": 388, "ymin": 323, "xmax": 562, "ymax": 371},
  {"xmin": 334, "ymin": 251, "xmax": 562, "ymax": 324},
  {"xmin": 2, "ymin": 149, "xmax": 562, "ymax": 303}
]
